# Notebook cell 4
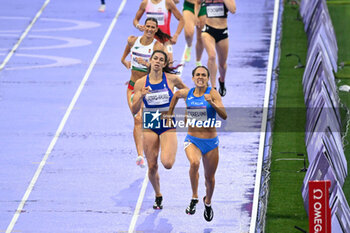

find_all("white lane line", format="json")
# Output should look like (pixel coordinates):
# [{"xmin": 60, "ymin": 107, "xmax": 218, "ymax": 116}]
[
  {"xmin": 249, "ymin": 0, "xmax": 281, "ymax": 232},
  {"xmin": 0, "ymin": 0, "xmax": 50, "ymax": 71},
  {"xmin": 128, "ymin": 171, "xmax": 149, "ymax": 233},
  {"xmin": 5, "ymin": 1, "xmax": 127, "ymax": 232}
]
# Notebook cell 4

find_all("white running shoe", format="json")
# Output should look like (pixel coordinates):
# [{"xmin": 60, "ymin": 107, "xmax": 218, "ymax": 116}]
[
  {"xmin": 136, "ymin": 155, "xmax": 145, "ymax": 168},
  {"xmin": 98, "ymin": 4, "xmax": 106, "ymax": 12}
]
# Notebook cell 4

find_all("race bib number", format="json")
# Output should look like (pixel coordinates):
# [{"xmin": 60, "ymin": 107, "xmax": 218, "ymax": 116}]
[
  {"xmin": 145, "ymin": 89, "xmax": 170, "ymax": 106},
  {"xmin": 131, "ymin": 51, "xmax": 150, "ymax": 71},
  {"xmin": 207, "ymin": 4, "xmax": 225, "ymax": 17},
  {"xmin": 187, "ymin": 107, "xmax": 207, "ymax": 122},
  {"xmin": 146, "ymin": 12, "xmax": 165, "ymax": 25},
  {"xmin": 132, "ymin": 56, "xmax": 147, "ymax": 69}
]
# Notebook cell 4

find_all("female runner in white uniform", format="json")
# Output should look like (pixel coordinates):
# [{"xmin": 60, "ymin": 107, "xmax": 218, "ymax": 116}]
[{"xmin": 121, "ymin": 18, "xmax": 167, "ymax": 168}]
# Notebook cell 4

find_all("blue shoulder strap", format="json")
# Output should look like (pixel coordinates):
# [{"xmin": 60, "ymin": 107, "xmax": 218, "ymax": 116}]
[
  {"xmin": 189, "ymin": 88, "xmax": 195, "ymax": 96},
  {"xmin": 186, "ymin": 88, "xmax": 195, "ymax": 102},
  {"xmin": 162, "ymin": 72, "xmax": 167, "ymax": 87},
  {"xmin": 205, "ymin": 86, "xmax": 212, "ymax": 94},
  {"xmin": 145, "ymin": 74, "xmax": 150, "ymax": 86}
]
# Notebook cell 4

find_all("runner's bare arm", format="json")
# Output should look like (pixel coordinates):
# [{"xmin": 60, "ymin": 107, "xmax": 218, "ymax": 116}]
[
  {"xmin": 224, "ymin": 0, "xmax": 236, "ymax": 13},
  {"xmin": 154, "ymin": 41, "xmax": 165, "ymax": 52},
  {"xmin": 205, "ymin": 89, "xmax": 227, "ymax": 120},
  {"xmin": 166, "ymin": 0, "xmax": 184, "ymax": 44},
  {"xmin": 167, "ymin": 88, "xmax": 190, "ymax": 117},
  {"xmin": 154, "ymin": 42, "xmax": 171, "ymax": 62},
  {"xmin": 133, "ymin": 0, "xmax": 147, "ymax": 31},
  {"xmin": 131, "ymin": 77, "xmax": 148, "ymax": 115},
  {"xmin": 172, "ymin": 75, "xmax": 188, "ymax": 90},
  {"xmin": 121, "ymin": 36, "xmax": 136, "ymax": 69}
]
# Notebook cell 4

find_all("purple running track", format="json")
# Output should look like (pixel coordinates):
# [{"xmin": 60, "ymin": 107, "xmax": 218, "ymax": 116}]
[{"xmin": 0, "ymin": 0, "xmax": 275, "ymax": 232}]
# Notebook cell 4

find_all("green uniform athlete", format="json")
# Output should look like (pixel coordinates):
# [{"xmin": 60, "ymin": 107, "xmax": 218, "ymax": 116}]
[{"xmin": 183, "ymin": 0, "xmax": 206, "ymax": 66}]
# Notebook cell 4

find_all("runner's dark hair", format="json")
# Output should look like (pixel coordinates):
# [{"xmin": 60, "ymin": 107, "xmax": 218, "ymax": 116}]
[
  {"xmin": 145, "ymin": 17, "xmax": 171, "ymax": 44},
  {"xmin": 148, "ymin": 50, "xmax": 179, "ymax": 74},
  {"xmin": 192, "ymin": 65, "xmax": 210, "ymax": 78}
]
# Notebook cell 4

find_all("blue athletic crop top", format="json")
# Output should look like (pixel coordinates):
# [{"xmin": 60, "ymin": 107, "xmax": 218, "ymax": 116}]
[
  {"xmin": 186, "ymin": 87, "xmax": 216, "ymax": 122},
  {"xmin": 205, "ymin": 0, "xmax": 228, "ymax": 18},
  {"xmin": 143, "ymin": 72, "xmax": 173, "ymax": 110}
]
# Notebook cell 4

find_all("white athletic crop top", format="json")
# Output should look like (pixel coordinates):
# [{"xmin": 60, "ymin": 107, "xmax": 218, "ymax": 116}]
[{"xmin": 130, "ymin": 36, "xmax": 157, "ymax": 72}]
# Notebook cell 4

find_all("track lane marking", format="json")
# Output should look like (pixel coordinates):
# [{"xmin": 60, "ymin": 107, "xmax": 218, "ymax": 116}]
[
  {"xmin": 0, "ymin": 0, "xmax": 50, "ymax": 71},
  {"xmin": 249, "ymin": 0, "xmax": 281, "ymax": 232},
  {"xmin": 5, "ymin": 1, "xmax": 127, "ymax": 232},
  {"xmin": 128, "ymin": 171, "xmax": 149, "ymax": 233}
]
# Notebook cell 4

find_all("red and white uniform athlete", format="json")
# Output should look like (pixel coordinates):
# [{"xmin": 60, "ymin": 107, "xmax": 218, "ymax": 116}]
[
  {"xmin": 145, "ymin": 0, "xmax": 172, "ymax": 36},
  {"xmin": 133, "ymin": 0, "xmax": 184, "ymax": 62}
]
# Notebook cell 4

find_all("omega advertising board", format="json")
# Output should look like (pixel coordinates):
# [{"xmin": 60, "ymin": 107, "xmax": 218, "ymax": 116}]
[{"xmin": 309, "ymin": 180, "xmax": 331, "ymax": 233}]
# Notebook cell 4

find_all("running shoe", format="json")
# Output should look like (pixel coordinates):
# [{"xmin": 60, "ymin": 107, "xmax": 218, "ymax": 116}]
[
  {"xmin": 184, "ymin": 47, "xmax": 191, "ymax": 62},
  {"xmin": 203, "ymin": 196, "xmax": 213, "ymax": 222},
  {"xmin": 195, "ymin": 61, "xmax": 202, "ymax": 67},
  {"xmin": 98, "ymin": 4, "xmax": 106, "ymax": 12},
  {"xmin": 136, "ymin": 155, "xmax": 145, "ymax": 168},
  {"xmin": 153, "ymin": 196, "xmax": 163, "ymax": 209},
  {"xmin": 218, "ymin": 78, "xmax": 226, "ymax": 97},
  {"xmin": 185, "ymin": 198, "xmax": 199, "ymax": 215}
]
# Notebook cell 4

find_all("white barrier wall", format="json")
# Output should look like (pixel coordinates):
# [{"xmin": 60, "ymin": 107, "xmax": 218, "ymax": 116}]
[{"xmin": 300, "ymin": 0, "xmax": 350, "ymax": 231}]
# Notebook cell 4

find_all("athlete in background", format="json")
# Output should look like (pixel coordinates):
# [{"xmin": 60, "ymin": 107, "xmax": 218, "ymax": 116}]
[
  {"xmin": 202, "ymin": 0, "xmax": 236, "ymax": 96},
  {"xmin": 133, "ymin": 0, "xmax": 184, "ymax": 63},
  {"xmin": 183, "ymin": 0, "xmax": 206, "ymax": 66},
  {"xmin": 121, "ymin": 18, "xmax": 167, "ymax": 168}
]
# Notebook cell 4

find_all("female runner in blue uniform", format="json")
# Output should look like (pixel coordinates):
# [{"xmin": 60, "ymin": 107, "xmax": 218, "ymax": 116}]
[
  {"xmin": 131, "ymin": 50, "xmax": 187, "ymax": 209},
  {"xmin": 202, "ymin": 0, "xmax": 236, "ymax": 96},
  {"xmin": 167, "ymin": 66, "xmax": 227, "ymax": 221}
]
